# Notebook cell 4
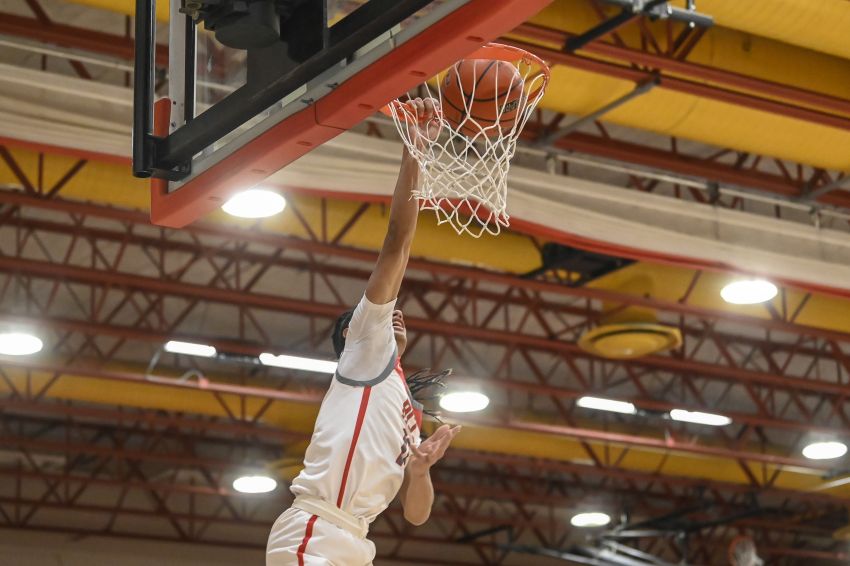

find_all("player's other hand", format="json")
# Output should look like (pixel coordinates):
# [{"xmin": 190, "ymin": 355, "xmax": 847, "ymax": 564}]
[{"xmin": 407, "ymin": 424, "xmax": 461, "ymax": 478}]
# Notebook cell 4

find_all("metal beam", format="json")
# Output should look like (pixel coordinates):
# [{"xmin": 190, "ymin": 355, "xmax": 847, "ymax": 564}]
[
  {"xmin": 1, "ymin": 191, "xmax": 848, "ymax": 345},
  {"xmin": 514, "ymin": 23, "xmax": 850, "ymax": 118},
  {"xmin": 0, "ymin": 13, "xmax": 169, "ymax": 66}
]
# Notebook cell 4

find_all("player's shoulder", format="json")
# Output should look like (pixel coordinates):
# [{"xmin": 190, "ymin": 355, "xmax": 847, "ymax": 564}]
[{"xmin": 334, "ymin": 345, "xmax": 400, "ymax": 388}]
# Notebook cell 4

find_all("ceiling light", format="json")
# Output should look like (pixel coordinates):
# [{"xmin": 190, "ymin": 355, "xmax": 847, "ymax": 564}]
[
  {"xmin": 669, "ymin": 409, "xmax": 732, "ymax": 427},
  {"xmin": 0, "ymin": 332, "xmax": 43, "ymax": 356},
  {"xmin": 232, "ymin": 474, "xmax": 277, "ymax": 494},
  {"xmin": 164, "ymin": 340, "xmax": 217, "ymax": 358},
  {"xmin": 720, "ymin": 279, "xmax": 778, "ymax": 305},
  {"xmin": 577, "ymin": 396, "xmax": 636, "ymax": 415},
  {"xmin": 571, "ymin": 512, "xmax": 611, "ymax": 528},
  {"xmin": 222, "ymin": 189, "xmax": 286, "ymax": 219},
  {"xmin": 259, "ymin": 353, "xmax": 338, "ymax": 374},
  {"xmin": 439, "ymin": 391, "xmax": 490, "ymax": 413},
  {"xmin": 802, "ymin": 441, "xmax": 847, "ymax": 460}
]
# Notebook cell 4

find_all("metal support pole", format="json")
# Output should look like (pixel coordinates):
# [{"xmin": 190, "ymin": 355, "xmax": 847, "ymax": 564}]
[
  {"xmin": 538, "ymin": 77, "xmax": 658, "ymax": 145},
  {"xmin": 565, "ymin": 0, "xmax": 668, "ymax": 52},
  {"xmin": 803, "ymin": 175, "xmax": 849, "ymax": 202},
  {"xmin": 185, "ymin": 15, "xmax": 196, "ymax": 124},
  {"xmin": 132, "ymin": 0, "xmax": 155, "ymax": 178}
]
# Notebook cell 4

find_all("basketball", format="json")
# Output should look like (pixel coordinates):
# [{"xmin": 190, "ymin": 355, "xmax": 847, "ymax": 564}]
[{"xmin": 441, "ymin": 59, "xmax": 524, "ymax": 137}]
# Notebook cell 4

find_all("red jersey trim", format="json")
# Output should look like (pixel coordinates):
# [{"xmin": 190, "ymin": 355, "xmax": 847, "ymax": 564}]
[
  {"xmin": 296, "ymin": 514, "xmax": 318, "ymax": 565},
  {"xmin": 336, "ymin": 386, "xmax": 372, "ymax": 507}
]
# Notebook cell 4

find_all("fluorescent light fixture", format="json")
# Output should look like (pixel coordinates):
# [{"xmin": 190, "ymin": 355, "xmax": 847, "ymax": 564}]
[
  {"xmin": 802, "ymin": 441, "xmax": 847, "ymax": 460},
  {"xmin": 222, "ymin": 189, "xmax": 286, "ymax": 219},
  {"xmin": 439, "ymin": 391, "xmax": 490, "ymax": 413},
  {"xmin": 669, "ymin": 409, "xmax": 732, "ymax": 427},
  {"xmin": 0, "ymin": 332, "xmax": 43, "ymax": 356},
  {"xmin": 720, "ymin": 279, "xmax": 778, "ymax": 305},
  {"xmin": 259, "ymin": 353, "xmax": 338, "ymax": 374},
  {"xmin": 577, "ymin": 396, "xmax": 636, "ymax": 415},
  {"xmin": 232, "ymin": 474, "xmax": 277, "ymax": 494},
  {"xmin": 571, "ymin": 512, "xmax": 611, "ymax": 528},
  {"xmin": 164, "ymin": 340, "xmax": 217, "ymax": 358}
]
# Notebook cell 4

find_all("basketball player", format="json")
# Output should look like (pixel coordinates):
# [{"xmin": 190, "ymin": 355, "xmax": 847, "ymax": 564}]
[{"xmin": 267, "ymin": 97, "xmax": 461, "ymax": 566}]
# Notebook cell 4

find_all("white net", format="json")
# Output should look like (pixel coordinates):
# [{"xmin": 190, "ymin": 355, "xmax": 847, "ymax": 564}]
[{"xmin": 386, "ymin": 43, "xmax": 549, "ymax": 237}]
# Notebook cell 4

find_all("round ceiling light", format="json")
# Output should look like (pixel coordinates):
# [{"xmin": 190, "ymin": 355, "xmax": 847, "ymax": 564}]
[
  {"xmin": 570, "ymin": 512, "xmax": 611, "ymax": 528},
  {"xmin": 802, "ymin": 441, "xmax": 847, "ymax": 460},
  {"xmin": 439, "ymin": 391, "xmax": 490, "ymax": 413},
  {"xmin": 222, "ymin": 189, "xmax": 287, "ymax": 219},
  {"xmin": 232, "ymin": 474, "xmax": 278, "ymax": 494},
  {"xmin": 720, "ymin": 279, "xmax": 778, "ymax": 305},
  {"xmin": 0, "ymin": 332, "xmax": 43, "ymax": 356}
]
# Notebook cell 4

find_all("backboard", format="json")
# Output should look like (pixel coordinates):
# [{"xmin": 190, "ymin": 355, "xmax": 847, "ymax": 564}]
[{"xmin": 133, "ymin": 0, "xmax": 552, "ymax": 227}]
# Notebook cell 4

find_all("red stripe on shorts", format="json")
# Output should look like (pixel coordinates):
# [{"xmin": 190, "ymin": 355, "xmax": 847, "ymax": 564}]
[
  {"xmin": 296, "ymin": 514, "xmax": 319, "ymax": 566},
  {"xmin": 336, "ymin": 385, "xmax": 372, "ymax": 507}
]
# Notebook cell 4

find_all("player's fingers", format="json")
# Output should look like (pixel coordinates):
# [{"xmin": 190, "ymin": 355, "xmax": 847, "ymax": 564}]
[
  {"xmin": 404, "ymin": 99, "xmax": 418, "ymax": 121},
  {"xmin": 422, "ymin": 433, "xmax": 444, "ymax": 450},
  {"xmin": 421, "ymin": 98, "xmax": 434, "ymax": 120},
  {"xmin": 428, "ymin": 425, "xmax": 451, "ymax": 442},
  {"xmin": 427, "ymin": 434, "xmax": 451, "ymax": 456},
  {"xmin": 433, "ymin": 426, "xmax": 450, "ymax": 441},
  {"xmin": 410, "ymin": 443, "xmax": 427, "ymax": 459}
]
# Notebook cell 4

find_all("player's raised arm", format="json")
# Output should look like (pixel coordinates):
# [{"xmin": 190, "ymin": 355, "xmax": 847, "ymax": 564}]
[{"xmin": 364, "ymin": 98, "xmax": 437, "ymax": 305}]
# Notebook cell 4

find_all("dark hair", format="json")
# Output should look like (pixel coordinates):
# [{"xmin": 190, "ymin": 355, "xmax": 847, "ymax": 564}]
[
  {"xmin": 331, "ymin": 309, "xmax": 355, "ymax": 359},
  {"xmin": 407, "ymin": 368, "xmax": 451, "ymax": 423}
]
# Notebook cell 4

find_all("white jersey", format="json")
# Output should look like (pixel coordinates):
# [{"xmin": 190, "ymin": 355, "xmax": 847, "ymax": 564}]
[{"xmin": 290, "ymin": 295, "xmax": 422, "ymax": 523}]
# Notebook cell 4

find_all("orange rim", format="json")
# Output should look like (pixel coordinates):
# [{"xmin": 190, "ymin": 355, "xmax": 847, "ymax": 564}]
[{"xmin": 381, "ymin": 41, "xmax": 550, "ymax": 120}]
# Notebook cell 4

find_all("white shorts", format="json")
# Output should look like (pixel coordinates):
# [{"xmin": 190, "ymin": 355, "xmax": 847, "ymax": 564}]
[{"xmin": 266, "ymin": 507, "xmax": 376, "ymax": 566}]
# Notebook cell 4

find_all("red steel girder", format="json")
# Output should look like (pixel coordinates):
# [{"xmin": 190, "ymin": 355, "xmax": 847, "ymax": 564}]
[
  {"xmin": 0, "ymin": 441, "xmax": 841, "ymax": 563},
  {"xmin": 1, "ymin": 254, "xmax": 847, "ymax": 400},
  {"xmin": 3, "ymin": 193, "xmax": 850, "ymax": 442},
  {"xmin": 0, "ymin": 355, "xmax": 840, "ymax": 472},
  {"xmin": 1, "ymin": 191, "xmax": 848, "ymax": 344},
  {"xmin": 1, "ymin": 395, "xmax": 844, "ymax": 562},
  {"xmin": 2, "ymin": 404, "xmax": 841, "ymax": 521},
  {"xmin": 500, "ymin": 38, "xmax": 850, "ymax": 209},
  {"xmin": 3, "ymin": 312, "xmax": 844, "ymax": 440},
  {"xmin": 501, "ymin": 38, "xmax": 850, "ymax": 134},
  {"xmin": 2, "ymin": 212, "xmax": 838, "ymax": 365},
  {"xmin": 0, "ymin": 13, "xmax": 169, "ymax": 66},
  {"xmin": 512, "ymin": 23, "xmax": 850, "ymax": 118}
]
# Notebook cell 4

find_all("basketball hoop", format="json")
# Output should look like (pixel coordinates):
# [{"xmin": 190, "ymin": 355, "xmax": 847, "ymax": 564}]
[
  {"xmin": 728, "ymin": 536, "xmax": 764, "ymax": 566},
  {"xmin": 383, "ymin": 43, "xmax": 550, "ymax": 237}
]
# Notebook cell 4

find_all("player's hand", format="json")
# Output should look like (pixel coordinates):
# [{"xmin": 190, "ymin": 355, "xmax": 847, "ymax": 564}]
[
  {"xmin": 407, "ymin": 424, "xmax": 461, "ymax": 478},
  {"xmin": 404, "ymin": 97, "xmax": 441, "ymax": 145}
]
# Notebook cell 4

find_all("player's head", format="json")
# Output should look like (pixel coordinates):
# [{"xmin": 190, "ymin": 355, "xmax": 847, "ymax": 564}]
[{"xmin": 331, "ymin": 308, "xmax": 409, "ymax": 359}]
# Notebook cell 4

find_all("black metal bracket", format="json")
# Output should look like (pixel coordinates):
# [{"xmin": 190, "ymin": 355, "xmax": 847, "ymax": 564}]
[
  {"xmin": 564, "ymin": 0, "xmax": 712, "ymax": 53},
  {"xmin": 521, "ymin": 243, "xmax": 634, "ymax": 286}
]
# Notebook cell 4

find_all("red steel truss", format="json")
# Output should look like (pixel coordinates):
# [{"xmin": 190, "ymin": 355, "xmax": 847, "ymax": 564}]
[
  {"xmin": 1, "ymin": 396, "xmax": 847, "ymax": 565},
  {"xmin": 2, "ymin": 1, "xmax": 850, "ymax": 562},
  {"xmin": 0, "ymin": 151, "xmax": 849, "ymax": 561}
]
